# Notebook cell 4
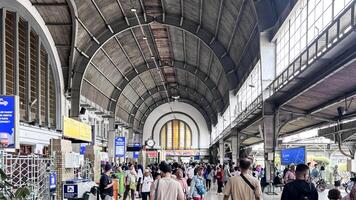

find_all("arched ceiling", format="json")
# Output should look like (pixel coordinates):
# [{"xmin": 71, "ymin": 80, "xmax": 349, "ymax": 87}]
[{"xmin": 31, "ymin": 0, "xmax": 260, "ymax": 132}]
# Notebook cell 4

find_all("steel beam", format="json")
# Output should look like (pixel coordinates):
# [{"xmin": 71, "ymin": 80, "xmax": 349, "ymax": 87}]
[
  {"xmin": 276, "ymin": 36, "xmax": 356, "ymax": 107},
  {"xmin": 212, "ymin": 0, "xmax": 224, "ymax": 41},
  {"xmin": 36, "ymin": 39, "xmax": 41, "ymax": 124},
  {"xmin": 32, "ymin": 2, "xmax": 67, "ymax": 6},
  {"xmin": 308, "ymin": 87, "xmax": 356, "ymax": 114},
  {"xmin": 45, "ymin": 54, "xmax": 50, "ymax": 127},
  {"xmin": 115, "ymin": 0, "xmax": 130, "ymax": 25},
  {"xmin": 13, "ymin": 12, "xmax": 19, "ymax": 95},
  {"xmin": 71, "ymin": 13, "xmax": 251, "ymax": 116},
  {"xmin": 109, "ymin": 60, "xmax": 225, "ymax": 112},
  {"xmin": 82, "ymin": 78, "xmax": 116, "ymax": 102},
  {"xmin": 128, "ymin": 84, "xmax": 215, "ymax": 126},
  {"xmin": 25, "ymin": 22, "xmax": 31, "ymax": 121},
  {"xmin": 226, "ymin": 0, "xmax": 247, "ymax": 53},
  {"xmin": 90, "ymin": 0, "xmax": 113, "ymax": 33}
]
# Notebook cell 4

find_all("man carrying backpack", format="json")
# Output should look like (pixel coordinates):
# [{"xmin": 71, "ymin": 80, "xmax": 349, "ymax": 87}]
[
  {"xmin": 189, "ymin": 166, "xmax": 207, "ymax": 200},
  {"xmin": 281, "ymin": 164, "xmax": 318, "ymax": 200}
]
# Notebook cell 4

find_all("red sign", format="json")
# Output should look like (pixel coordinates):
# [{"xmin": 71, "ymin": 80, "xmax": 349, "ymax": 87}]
[{"xmin": 147, "ymin": 151, "xmax": 158, "ymax": 158}]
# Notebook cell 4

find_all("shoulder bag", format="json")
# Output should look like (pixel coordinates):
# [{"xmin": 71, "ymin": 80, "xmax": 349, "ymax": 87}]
[
  {"xmin": 154, "ymin": 179, "xmax": 160, "ymax": 200},
  {"xmin": 240, "ymin": 174, "xmax": 256, "ymax": 191}
]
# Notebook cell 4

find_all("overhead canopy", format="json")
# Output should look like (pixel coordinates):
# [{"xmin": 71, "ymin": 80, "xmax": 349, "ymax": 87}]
[{"xmin": 33, "ymin": 0, "xmax": 260, "ymax": 131}]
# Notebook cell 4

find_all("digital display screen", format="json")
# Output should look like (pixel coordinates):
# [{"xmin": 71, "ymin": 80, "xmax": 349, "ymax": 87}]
[{"xmin": 281, "ymin": 147, "xmax": 306, "ymax": 165}]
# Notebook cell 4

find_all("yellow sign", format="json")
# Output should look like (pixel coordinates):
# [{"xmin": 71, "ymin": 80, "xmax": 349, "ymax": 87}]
[{"xmin": 63, "ymin": 117, "xmax": 92, "ymax": 142}]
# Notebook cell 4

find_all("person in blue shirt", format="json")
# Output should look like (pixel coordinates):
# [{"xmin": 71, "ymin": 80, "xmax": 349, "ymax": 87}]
[{"xmin": 189, "ymin": 166, "xmax": 207, "ymax": 200}]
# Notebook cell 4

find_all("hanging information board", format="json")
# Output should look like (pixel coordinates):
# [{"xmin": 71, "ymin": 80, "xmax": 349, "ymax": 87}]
[{"xmin": 115, "ymin": 137, "xmax": 126, "ymax": 158}]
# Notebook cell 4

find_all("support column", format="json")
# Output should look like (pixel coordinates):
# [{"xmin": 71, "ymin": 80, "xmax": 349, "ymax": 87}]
[
  {"xmin": 260, "ymin": 31, "xmax": 276, "ymax": 90},
  {"xmin": 263, "ymin": 102, "xmax": 278, "ymax": 183},
  {"xmin": 219, "ymin": 139, "xmax": 224, "ymax": 165},
  {"xmin": 107, "ymin": 118, "xmax": 116, "ymax": 162},
  {"xmin": 230, "ymin": 128, "xmax": 240, "ymax": 165}
]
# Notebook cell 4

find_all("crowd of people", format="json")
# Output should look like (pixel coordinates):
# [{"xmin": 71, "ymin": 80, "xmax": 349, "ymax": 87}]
[{"xmin": 98, "ymin": 158, "xmax": 356, "ymax": 200}]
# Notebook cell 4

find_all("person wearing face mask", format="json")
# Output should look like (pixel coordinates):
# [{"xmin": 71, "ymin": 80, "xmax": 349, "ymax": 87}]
[{"xmin": 281, "ymin": 164, "xmax": 318, "ymax": 200}]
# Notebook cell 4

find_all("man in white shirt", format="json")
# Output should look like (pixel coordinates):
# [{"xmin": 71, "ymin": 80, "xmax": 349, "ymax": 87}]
[{"xmin": 187, "ymin": 163, "xmax": 196, "ymax": 186}]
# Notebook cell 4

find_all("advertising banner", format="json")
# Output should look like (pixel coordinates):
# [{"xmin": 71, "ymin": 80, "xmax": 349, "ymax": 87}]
[
  {"xmin": 115, "ymin": 137, "xmax": 126, "ymax": 158},
  {"xmin": 0, "ymin": 96, "xmax": 18, "ymax": 148}
]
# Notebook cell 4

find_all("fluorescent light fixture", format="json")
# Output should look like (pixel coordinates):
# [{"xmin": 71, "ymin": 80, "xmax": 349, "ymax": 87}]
[{"xmin": 130, "ymin": 8, "xmax": 137, "ymax": 12}]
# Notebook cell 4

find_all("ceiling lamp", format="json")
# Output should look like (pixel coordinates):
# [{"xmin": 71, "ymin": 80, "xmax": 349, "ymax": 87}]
[
  {"xmin": 172, "ymin": 95, "xmax": 180, "ymax": 100},
  {"xmin": 130, "ymin": 8, "xmax": 137, "ymax": 12}
]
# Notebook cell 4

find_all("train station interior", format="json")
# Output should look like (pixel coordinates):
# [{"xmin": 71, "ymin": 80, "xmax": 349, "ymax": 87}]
[{"xmin": 0, "ymin": 0, "xmax": 355, "ymax": 199}]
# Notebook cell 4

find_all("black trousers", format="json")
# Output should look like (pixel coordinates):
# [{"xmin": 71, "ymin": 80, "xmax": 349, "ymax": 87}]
[
  {"xmin": 217, "ymin": 181, "xmax": 224, "ymax": 193},
  {"xmin": 206, "ymin": 179, "xmax": 211, "ymax": 190},
  {"xmin": 141, "ymin": 192, "xmax": 150, "ymax": 200}
]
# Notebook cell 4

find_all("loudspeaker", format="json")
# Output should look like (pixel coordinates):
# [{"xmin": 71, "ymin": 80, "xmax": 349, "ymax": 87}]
[
  {"xmin": 115, "ymin": 124, "xmax": 119, "ymax": 129},
  {"xmin": 80, "ymin": 107, "xmax": 86, "ymax": 115}
]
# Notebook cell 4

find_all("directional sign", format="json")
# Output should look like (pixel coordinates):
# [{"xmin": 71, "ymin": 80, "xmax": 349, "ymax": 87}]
[
  {"xmin": 115, "ymin": 137, "xmax": 126, "ymax": 158},
  {"xmin": 133, "ymin": 151, "xmax": 139, "ymax": 159},
  {"xmin": 0, "ymin": 96, "xmax": 18, "ymax": 148},
  {"xmin": 80, "ymin": 144, "xmax": 87, "ymax": 155}
]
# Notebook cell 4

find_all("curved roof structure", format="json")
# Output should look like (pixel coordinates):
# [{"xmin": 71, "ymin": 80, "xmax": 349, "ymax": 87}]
[{"xmin": 31, "ymin": 0, "xmax": 260, "ymax": 132}]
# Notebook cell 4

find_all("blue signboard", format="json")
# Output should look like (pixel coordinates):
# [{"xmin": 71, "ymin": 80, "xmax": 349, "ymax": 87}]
[
  {"xmin": 80, "ymin": 144, "xmax": 87, "ymax": 155},
  {"xmin": 0, "ymin": 96, "xmax": 17, "ymax": 148},
  {"xmin": 63, "ymin": 184, "xmax": 78, "ymax": 198},
  {"xmin": 49, "ymin": 172, "xmax": 57, "ymax": 191},
  {"xmin": 115, "ymin": 137, "xmax": 126, "ymax": 158},
  {"xmin": 281, "ymin": 147, "xmax": 306, "ymax": 165},
  {"xmin": 133, "ymin": 151, "xmax": 139, "ymax": 159}
]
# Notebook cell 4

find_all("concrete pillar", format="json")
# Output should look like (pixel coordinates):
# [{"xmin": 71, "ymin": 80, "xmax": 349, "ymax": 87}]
[
  {"xmin": 107, "ymin": 118, "xmax": 116, "ymax": 162},
  {"xmin": 231, "ymin": 128, "xmax": 240, "ymax": 165},
  {"xmin": 260, "ymin": 31, "xmax": 276, "ymax": 90},
  {"xmin": 219, "ymin": 139, "xmax": 224, "ymax": 165},
  {"xmin": 263, "ymin": 102, "xmax": 278, "ymax": 183}
]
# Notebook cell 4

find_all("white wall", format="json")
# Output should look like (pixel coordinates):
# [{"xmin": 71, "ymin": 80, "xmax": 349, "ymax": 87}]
[{"xmin": 142, "ymin": 102, "xmax": 210, "ymax": 149}]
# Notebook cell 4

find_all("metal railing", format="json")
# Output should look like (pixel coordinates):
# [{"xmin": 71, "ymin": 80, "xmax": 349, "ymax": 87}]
[
  {"xmin": 211, "ymin": 1, "xmax": 355, "ymax": 145},
  {"xmin": 210, "ymin": 94, "xmax": 263, "ymax": 145},
  {"xmin": 2, "ymin": 153, "xmax": 54, "ymax": 199},
  {"xmin": 232, "ymin": 94, "xmax": 263, "ymax": 125},
  {"xmin": 264, "ymin": 1, "xmax": 355, "ymax": 99}
]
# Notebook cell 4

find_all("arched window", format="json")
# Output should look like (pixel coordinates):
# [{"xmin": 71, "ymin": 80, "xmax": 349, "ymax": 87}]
[{"xmin": 160, "ymin": 119, "xmax": 192, "ymax": 150}]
